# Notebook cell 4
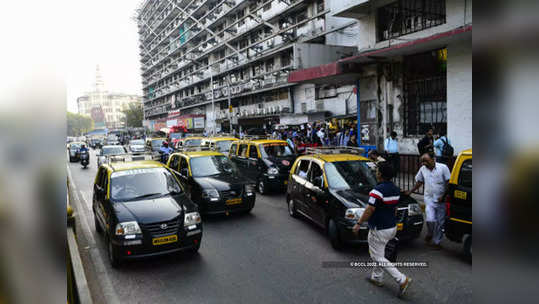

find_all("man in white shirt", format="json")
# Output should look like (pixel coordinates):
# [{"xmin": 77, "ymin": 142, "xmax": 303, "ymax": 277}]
[{"xmin": 405, "ymin": 153, "xmax": 451, "ymax": 249}]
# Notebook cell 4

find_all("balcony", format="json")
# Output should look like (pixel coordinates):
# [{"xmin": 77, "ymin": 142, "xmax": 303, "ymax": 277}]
[{"xmin": 333, "ymin": 0, "xmax": 372, "ymax": 19}]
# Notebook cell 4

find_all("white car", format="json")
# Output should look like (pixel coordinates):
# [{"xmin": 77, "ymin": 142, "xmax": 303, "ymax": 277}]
[
  {"xmin": 97, "ymin": 145, "xmax": 128, "ymax": 168},
  {"xmin": 128, "ymin": 139, "xmax": 146, "ymax": 154}
]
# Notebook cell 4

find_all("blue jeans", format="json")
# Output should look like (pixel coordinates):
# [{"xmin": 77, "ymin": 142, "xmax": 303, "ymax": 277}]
[{"xmin": 430, "ymin": 202, "xmax": 446, "ymax": 245}]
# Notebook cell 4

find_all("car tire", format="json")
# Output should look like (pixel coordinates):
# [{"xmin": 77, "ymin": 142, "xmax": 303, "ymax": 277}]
[
  {"xmin": 287, "ymin": 198, "xmax": 298, "ymax": 218},
  {"xmin": 463, "ymin": 236, "xmax": 472, "ymax": 258},
  {"xmin": 107, "ymin": 236, "xmax": 121, "ymax": 268},
  {"xmin": 94, "ymin": 213, "xmax": 103, "ymax": 234},
  {"xmin": 328, "ymin": 219, "xmax": 343, "ymax": 250},
  {"xmin": 257, "ymin": 180, "xmax": 267, "ymax": 195}
]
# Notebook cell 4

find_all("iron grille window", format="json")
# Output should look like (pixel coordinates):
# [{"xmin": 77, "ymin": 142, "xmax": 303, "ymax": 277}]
[
  {"xmin": 377, "ymin": 0, "xmax": 445, "ymax": 42},
  {"xmin": 404, "ymin": 48, "xmax": 447, "ymax": 136}
]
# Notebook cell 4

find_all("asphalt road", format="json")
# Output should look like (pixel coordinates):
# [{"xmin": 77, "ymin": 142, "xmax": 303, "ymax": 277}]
[{"xmin": 68, "ymin": 149, "xmax": 471, "ymax": 304}]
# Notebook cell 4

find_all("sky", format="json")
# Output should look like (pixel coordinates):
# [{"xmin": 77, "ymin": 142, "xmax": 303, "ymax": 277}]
[{"xmin": 65, "ymin": 0, "xmax": 145, "ymax": 113}]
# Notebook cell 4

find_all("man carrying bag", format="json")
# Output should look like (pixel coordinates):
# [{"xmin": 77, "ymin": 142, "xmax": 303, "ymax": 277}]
[{"xmin": 353, "ymin": 162, "xmax": 412, "ymax": 298}]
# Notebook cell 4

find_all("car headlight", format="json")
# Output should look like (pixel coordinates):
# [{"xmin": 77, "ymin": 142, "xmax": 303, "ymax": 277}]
[
  {"xmin": 184, "ymin": 212, "xmax": 201, "ymax": 227},
  {"xmin": 345, "ymin": 208, "xmax": 365, "ymax": 220},
  {"xmin": 245, "ymin": 184, "xmax": 256, "ymax": 196},
  {"xmin": 267, "ymin": 167, "xmax": 279, "ymax": 175},
  {"xmin": 408, "ymin": 203, "xmax": 422, "ymax": 216},
  {"xmin": 202, "ymin": 189, "xmax": 220, "ymax": 201},
  {"xmin": 115, "ymin": 221, "xmax": 141, "ymax": 235}
]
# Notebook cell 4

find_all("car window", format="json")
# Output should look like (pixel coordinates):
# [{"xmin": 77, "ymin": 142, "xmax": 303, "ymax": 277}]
[
  {"xmin": 169, "ymin": 155, "xmax": 179, "ymax": 170},
  {"xmin": 295, "ymin": 159, "xmax": 310, "ymax": 179},
  {"xmin": 190, "ymin": 155, "xmax": 239, "ymax": 177},
  {"xmin": 216, "ymin": 140, "xmax": 234, "ymax": 153},
  {"xmin": 458, "ymin": 159, "xmax": 472, "ymax": 188},
  {"xmin": 184, "ymin": 139, "xmax": 202, "ymax": 146},
  {"xmin": 324, "ymin": 161, "xmax": 377, "ymax": 190},
  {"xmin": 308, "ymin": 162, "xmax": 324, "ymax": 188},
  {"xmin": 238, "ymin": 144, "xmax": 248, "ymax": 157},
  {"xmin": 110, "ymin": 168, "xmax": 182, "ymax": 201},
  {"xmin": 248, "ymin": 144, "xmax": 258, "ymax": 158},
  {"xmin": 102, "ymin": 146, "xmax": 126, "ymax": 155},
  {"xmin": 230, "ymin": 142, "xmax": 238, "ymax": 155},
  {"xmin": 179, "ymin": 156, "xmax": 189, "ymax": 172},
  {"xmin": 260, "ymin": 143, "xmax": 294, "ymax": 158}
]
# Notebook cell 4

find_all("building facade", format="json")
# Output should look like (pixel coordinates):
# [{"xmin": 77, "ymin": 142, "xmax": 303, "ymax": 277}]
[
  {"xmin": 136, "ymin": 0, "xmax": 360, "ymax": 133},
  {"xmin": 77, "ymin": 66, "xmax": 142, "ymax": 130},
  {"xmin": 289, "ymin": 0, "xmax": 472, "ymax": 154}
]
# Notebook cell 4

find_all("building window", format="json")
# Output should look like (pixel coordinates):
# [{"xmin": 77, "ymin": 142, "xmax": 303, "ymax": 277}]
[
  {"xmin": 377, "ymin": 0, "xmax": 445, "ymax": 42},
  {"xmin": 403, "ymin": 48, "xmax": 447, "ymax": 136}
]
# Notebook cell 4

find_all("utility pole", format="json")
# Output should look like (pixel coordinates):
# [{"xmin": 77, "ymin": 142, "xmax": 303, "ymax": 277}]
[
  {"xmin": 210, "ymin": 70, "xmax": 215, "ymax": 135},
  {"xmin": 227, "ymin": 72, "xmax": 232, "ymax": 133}
]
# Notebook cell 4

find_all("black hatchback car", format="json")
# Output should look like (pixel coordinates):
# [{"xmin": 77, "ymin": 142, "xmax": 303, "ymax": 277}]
[
  {"xmin": 229, "ymin": 139, "xmax": 297, "ymax": 194},
  {"xmin": 93, "ymin": 160, "xmax": 202, "ymax": 267},
  {"xmin": 167, "ymin": 150, "xmax": 256, "ymax": 215},
  {"xmin": 287, "ymin": 151, "xmax": 423, "ymax": 249}
]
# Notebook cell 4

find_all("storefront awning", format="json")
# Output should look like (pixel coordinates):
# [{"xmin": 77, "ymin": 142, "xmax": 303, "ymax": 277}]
[{"xmin": 288, "ymin": 25, "xmax": 472, "ymax": 84}]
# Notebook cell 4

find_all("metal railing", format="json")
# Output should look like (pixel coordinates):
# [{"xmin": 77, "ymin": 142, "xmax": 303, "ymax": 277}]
[{"xmin": 393, "ymin": 153, "xmax": 456, "ymax": 194}]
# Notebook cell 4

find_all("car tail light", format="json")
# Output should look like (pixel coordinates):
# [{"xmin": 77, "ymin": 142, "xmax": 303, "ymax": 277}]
[{"xmin": 445, "ymin": 195, "xmax": 451, "ymax": 217}]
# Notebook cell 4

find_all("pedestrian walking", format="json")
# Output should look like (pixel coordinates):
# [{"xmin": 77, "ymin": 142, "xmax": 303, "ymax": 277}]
[
  {"xmin": 417, "ymin": 127, "xmax": 435, "ymax": 156},
  {"xmin": 433, "ymin": 130, "xmax": 453, "ymax": 165},
  {"xmin": 384, "ymin": 131, "xmax": 400, "ymax": 173},
  {"xmin": 353, "ymin": 162, "xmax": 412, "ymax": 297},
  {"xmin": 405, "ymin": 153, "xmax": 451, "ymax": 250}
]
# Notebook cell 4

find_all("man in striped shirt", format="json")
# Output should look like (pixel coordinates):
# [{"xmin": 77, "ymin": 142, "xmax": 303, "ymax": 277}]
[{"xmin": 353, "ymin": 161, "xmax": 412, "ymax": 298}]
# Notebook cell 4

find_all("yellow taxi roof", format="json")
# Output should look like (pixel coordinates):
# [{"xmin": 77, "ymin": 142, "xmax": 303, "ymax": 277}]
[
  {"xmin": 250, "ymin": 139, "xmax": 287, "ymax": 145},
  {"xmin": 301, "ymin": 153, "xmax": 370, "ymax": 163},
  {"xmin": 461, "ymin": 149, "xmax": 472, "ymax": 156},
  {"xmin": 209, "ymin": 137, "xmax": 238, "ymax": 142},
  {"xmin": 108, "ymin": 160, "xmax": 165, "ymax": 171},
  {"xmin": 177, "ymin": 151, "xmax": 223, "ymax": 158},
  {"xmin": 183, "ymin": 136, "xmax": 204, "ymax": 140}
]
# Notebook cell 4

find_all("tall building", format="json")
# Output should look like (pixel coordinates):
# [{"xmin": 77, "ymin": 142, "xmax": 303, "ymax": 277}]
[
  {"xmin": 77, "ymin": 66, "xmax": 142, "ymax": 130},
  {"xmin": 136, "ymin": 0, "xmax": 360, "ymax": 133},
  {"xmin": 288, "ymin": 0, "xmax": 472, "ymax": 154}
]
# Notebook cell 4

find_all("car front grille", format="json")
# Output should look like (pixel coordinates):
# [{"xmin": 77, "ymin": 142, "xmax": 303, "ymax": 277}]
[
  {"xmin": 220, "ymin": 188, "xmax": 243, "ymax": 200},
  {"xmin": 140, "ymin": 219, "xmax": 180, "ymax": 236}
]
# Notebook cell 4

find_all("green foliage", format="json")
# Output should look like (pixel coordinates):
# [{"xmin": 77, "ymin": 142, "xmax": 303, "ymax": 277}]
[
  {"xmin": 121, "ymin": 103, "xmax": 143, "ymax": 128},
  {"xmin": 67, "ymin": 112, "xmax": 94, "ymax": 136}
]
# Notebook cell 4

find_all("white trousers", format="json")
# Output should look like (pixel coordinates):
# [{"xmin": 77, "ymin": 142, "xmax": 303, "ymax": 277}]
[
  {"xmin": 368, "ymin": 227, "xmax": 407, "ymax": 284},
  {"xmin": 425, "ymin": 201, "xmax": 446, "ymax": 244}
]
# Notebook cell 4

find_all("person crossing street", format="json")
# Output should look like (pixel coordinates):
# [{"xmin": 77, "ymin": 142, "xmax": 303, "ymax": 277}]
[{"xmin": 353, "ymin": 162, "xmax": 412, "ymax": 298}]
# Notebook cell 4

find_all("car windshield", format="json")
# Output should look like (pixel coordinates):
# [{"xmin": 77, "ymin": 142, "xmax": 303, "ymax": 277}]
[
  {"xmin": 151, "ymin": 139, "xmax": 164, "ymax": 147},
  {"xmin": 110, "ymin": 168, "xmax": 182, "ymax": 201},
  {"xmin": 70, "ymin": 143, "xmax": 81, "ymax": 150},
  {"xmin": 260, "ymin": 143, "xmax": 294, "ymax": 158},
  {"xmin": 190, "ymin": 155, "xmax": 239, "ymax": 177},
  {"xmin": 324, "ymin": 161, "xmax": 377, "ymax": 190},
  {"xmin": 184, "ymin": 139, "xmax": 202, "ymax": 146},
  {"xmin": 129, "ymin": 140, "xmax": 144, "ymax": 145},
  {"xmin": 102, "ymin": 146, "xmax": 126, "ymax": 155},
  {"xmin": 215, "ymin": 140, "xmax": 234, "ymax": 153}
]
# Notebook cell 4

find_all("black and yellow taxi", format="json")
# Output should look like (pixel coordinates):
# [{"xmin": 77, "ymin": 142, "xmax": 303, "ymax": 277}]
[
  {"xmin": 93, "ymin": 160, "xmax": 202, "ymax": 267},
  {"xmin": 444, "ymin": 149, "xmax": 472, "ymax": 257},
  {"xmin": 167, "ymin": 149, "xmax": 256, "ymax": 215},
  {"xmin": 174, "ymin": 135, "xmax": 205, "ymax": 150},
  {"xmin": 286, "ymin": 147, "xmax": 423, "ymax": 249},
  {"xmin": 145, "ymin": 137, "xmax": 167, "ymax": 152},
  {"xmin": 229, "ymin": 137, "xmax": 297, "ymax": 194},
  {"xmin": 201, "ymin": 136, "xmax": 239, "ymax": 157}
]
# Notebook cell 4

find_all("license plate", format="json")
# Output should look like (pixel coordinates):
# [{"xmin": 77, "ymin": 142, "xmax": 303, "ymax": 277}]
[
  {"xmin": 284, "ymin": 180, "xmax": 288, "ymax": 185},
  {"xmin": 397, "ymin": 223, "xmax": 403, "ymax": 231},
  {"xmin": 226, "ymin": 198, "xmax": 242, "ymax": 205},
  {"xmin": 152, "ymin": 235, "xmax": 178, "ymax": 246}
]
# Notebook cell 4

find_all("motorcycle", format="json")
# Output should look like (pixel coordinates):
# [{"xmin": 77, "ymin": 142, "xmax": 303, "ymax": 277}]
[{"xmin": 80, "ymin": 150, "xmax": 89, "ymax": 169}]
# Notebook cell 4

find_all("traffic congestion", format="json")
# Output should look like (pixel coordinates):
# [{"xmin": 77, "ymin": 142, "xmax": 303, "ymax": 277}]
[{"xmin": 66, "ymin": 130, "xmax": 471, "ymax": 303}]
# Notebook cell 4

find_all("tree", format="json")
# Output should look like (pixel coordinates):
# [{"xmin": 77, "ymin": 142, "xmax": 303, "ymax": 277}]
[
  {"xmin": 121, "ymin": 103, "xmax": 143, "ymax": 128},
  {"xmin": 67, "ymin": 112, "xmax": 94, "ymax": 136}
]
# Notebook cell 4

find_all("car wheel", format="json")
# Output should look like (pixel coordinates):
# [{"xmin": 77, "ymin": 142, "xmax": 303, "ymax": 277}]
[
  {"xmin": 107, "ymin": 236, "xmax": 121, "ymax": 268},
  {"xmin": 287, "ymin": 198, "xmax": 298, "ymax": 218},
  {"xmin": 257, "ymin": 180, "xmax": 267, "ymax": 195},
  {"xmin": 328, "ymin": 219, "xmax": 343, "ymax": 250},
  {"xmin": 94, "ymin": 214, "xmax": 103, "ymax": 234},
  {"xmin": 463, "ymin": 236, "xmax": 472, "ymax": 258}
]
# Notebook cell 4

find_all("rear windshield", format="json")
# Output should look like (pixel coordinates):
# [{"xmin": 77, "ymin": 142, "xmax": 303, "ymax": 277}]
[
  {"xmin": 151, "ymin": 139, "xmax": 164, "ymax": 147},
  {"xmin": 184, "ymin": 139, "xmax": 202, "ymax": 146},
  {"xmin": 215, "ymin": 140, "xmax": 234, "ymax": 153},
  {"xmin": 102, "ymin": 146, "xmax": 126, "ymax": 155}
]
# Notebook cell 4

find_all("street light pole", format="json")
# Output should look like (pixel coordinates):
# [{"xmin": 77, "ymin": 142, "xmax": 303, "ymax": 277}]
[
  {"xmin": 227, "ymin": 73, "xmax": 232, "ymax": 133},
  {"xmin": 211, "ymin": 70, "xmax": 215, "ymax": 135}
]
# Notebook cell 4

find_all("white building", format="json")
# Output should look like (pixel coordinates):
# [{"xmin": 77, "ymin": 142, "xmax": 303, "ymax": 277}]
[
  {"xmin": 77, "ymin": 66, "xmax": 142, "ymax": 129},
  {"xmin": 136, "ymin": 0, "xmax": 360, "ymax": 133},
  {"xmin": 289, "ymin": 0, "xmax": 472, "ymax": 154}
]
